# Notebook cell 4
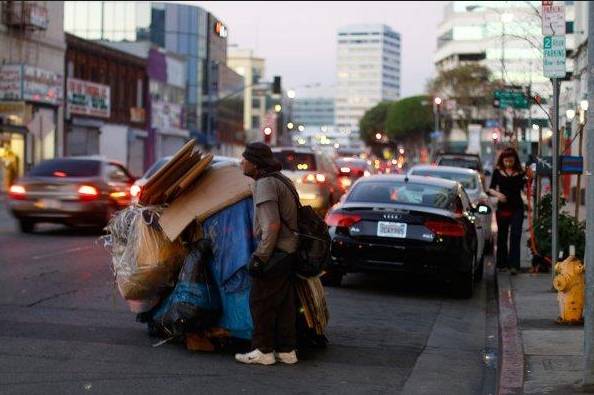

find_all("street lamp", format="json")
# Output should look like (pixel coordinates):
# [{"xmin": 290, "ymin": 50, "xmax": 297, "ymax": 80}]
[
  {"xmin": 274, "ymin": 104, "xmax": 282, "ymax": 112},
  {"xmin": 287, "ymin": 89, "xmax": 296, "ymax": 99},
  {"xmin": 298, "ymin": 125, "xmax": 305, "ymax": 132},
  {"xmin": 566, "ymin": 109, "xmax": 576, "ymax": 122},
  {"xmin": 375, "ymin": 133, "xmax": 383, "ymax": 141},
  {"xmin": 287, "ymin": 122, "xmax": 294, "ymax": 130},
  {"xmin": 580, "ymin": 99, "xmax": 589, "ymax": 112}
]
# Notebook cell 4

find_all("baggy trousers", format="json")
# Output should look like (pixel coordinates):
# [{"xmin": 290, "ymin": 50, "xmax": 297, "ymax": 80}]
[
  {"xmin": 496, "ymin": 208, "xmax": 524, "ymax": 270},
  {"xmin": 250, "ymin": 270, "xmax": 296, "ymax": 353}
]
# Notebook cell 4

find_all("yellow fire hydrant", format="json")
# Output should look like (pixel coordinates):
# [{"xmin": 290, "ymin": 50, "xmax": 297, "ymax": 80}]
[{"xmin": 553, "ymin": 255, "xmax": 585, "ymax": 324}]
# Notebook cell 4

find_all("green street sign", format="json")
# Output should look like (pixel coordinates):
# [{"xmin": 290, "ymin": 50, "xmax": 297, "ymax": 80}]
[{"xmin": 494, "ymin": 90, "xmax": 530, "ymax": 109}]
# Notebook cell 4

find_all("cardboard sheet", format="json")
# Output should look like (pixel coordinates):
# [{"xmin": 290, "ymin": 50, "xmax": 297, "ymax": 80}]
[{"xmin": 159, "ymin": 166, "xmax": 253, "ymax": 241}]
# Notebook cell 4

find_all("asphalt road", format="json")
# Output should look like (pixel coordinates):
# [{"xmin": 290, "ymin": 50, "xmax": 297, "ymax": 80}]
[{"xmin": 0, "ymin": 198, "xmax": 496, "ymax": 395}]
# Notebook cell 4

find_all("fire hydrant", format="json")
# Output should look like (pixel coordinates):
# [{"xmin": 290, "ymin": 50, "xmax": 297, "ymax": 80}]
[{"xmin": 553, "ymin": 255, "xmax": 585, "ymax": 324}]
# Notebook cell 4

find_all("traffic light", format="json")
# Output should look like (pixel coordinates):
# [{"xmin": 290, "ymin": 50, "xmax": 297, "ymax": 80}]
[{"xmin": 272, "ymin": 76, "xmax": 281, "ymax": 95}]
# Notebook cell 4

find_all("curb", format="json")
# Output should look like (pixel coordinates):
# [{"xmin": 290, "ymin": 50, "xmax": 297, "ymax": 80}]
[{"xmin": 497, "ymin": 273, "xmax": 524, "ymax": 395}]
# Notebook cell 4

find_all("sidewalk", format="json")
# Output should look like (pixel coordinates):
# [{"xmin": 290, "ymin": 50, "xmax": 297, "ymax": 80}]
[{"xmin": 498, "ymin": 228, "xmax": 586, "ymax": 394}]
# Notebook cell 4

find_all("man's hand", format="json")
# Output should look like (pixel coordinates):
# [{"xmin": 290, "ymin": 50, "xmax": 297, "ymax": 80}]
[{"xmin": 247, "ymin": 254, "xmax": 267, "ymax": 278}]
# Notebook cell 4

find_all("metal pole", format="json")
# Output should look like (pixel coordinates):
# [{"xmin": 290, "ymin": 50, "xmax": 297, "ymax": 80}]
[
  {"xmin": 583, "ymin": 2, "xmax": 594, "ymax": 386},
  {"xmin": 551, "ymin": 78, "xmax": 560, "ymax": 283},
  {"xmin": 535, "ymin": 125, "xmax": 542, "ymax": 220},
  {"xmin": 575, "ymin": 120, "xmax": 584, "ymax": 220}
]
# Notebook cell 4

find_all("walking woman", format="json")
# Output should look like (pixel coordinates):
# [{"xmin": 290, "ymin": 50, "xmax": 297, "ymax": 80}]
[{"xmin": 488, "ymin": 147, "xmax": 526, "ymax": 275}]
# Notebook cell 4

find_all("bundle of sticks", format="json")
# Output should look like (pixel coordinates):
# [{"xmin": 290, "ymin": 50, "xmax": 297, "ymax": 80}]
[
  {"xmin": 296, "ymin": 276, "xmax": 329, "ymax": 336},
  {"xmin": 139, "ymin": 139, "xmax": 213, "ymax": 206}
]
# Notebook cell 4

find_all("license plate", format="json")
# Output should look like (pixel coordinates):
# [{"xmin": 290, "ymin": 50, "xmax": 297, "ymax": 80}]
[
  {"xmin": 377, "ymin": 221, "xmax": 407, "ymax": 238},
  {"xmin": 35, "ymin": 199, "xmax": 62, "ymax": 209}
]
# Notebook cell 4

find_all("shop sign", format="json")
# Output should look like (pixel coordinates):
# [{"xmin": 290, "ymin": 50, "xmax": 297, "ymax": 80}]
[
  {"xmin": 0, "ymin": 65, "xmax": 23, "ymax": 101},
  {"xmin": 22, "ymin": 66, "xmax": 63, "ymax": 105},
  {"xmin": 0, "ymin": 65, "xmax": 63, "ymax": 105},
  {"xmin": 151, "ymin": 100, "xmax": 183, "ymax": 130},
  {"xmin": 214, "ymin": 21, "xmax": 228, "ymax": 38},
  {"xmin": 67, "ymin": 78, "xmax": 110, "ymax": 118}
]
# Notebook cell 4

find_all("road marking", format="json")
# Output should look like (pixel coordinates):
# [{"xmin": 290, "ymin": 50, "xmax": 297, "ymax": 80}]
[{"xmin": 31, "ymin": 246, "xmax": 94, "ymax": 260}]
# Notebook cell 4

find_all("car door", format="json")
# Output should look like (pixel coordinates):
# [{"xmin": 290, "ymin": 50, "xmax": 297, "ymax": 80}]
[
  {"xmin": 460, "ymin": 187, "xmax": 483, "ymax": 262},
  {"xmin": 105, "ymin": 162, "xmax": 134, "ymax": 207}
]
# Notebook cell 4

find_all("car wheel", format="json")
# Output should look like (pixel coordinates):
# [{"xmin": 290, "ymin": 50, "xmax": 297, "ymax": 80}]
[
  {"xmin": 321, "ymin": 270, "xmax": 343, "ymax": 287},
  {"xmin": 484, "ymin": 237, "xmax": 494, "ymax": 255},
  {"xmin": 453, "ymin": 255, "xmax": 475, "ymax": 298},
  {"xmin": 474, "ymin": 254, "xmax": 484, "ymax": 282},
  {"xmin": 19, "ymin": 220, "xmax": 35, "ymax": 234}
]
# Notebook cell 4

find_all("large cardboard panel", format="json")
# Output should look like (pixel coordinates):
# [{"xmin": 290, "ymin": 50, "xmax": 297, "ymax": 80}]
[{"xmin": 159, "ymin": 165, "xmax": 253, "ymax": 241}]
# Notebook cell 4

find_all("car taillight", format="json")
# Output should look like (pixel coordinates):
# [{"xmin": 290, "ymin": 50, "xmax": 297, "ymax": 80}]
[
  {"xmin": 339, "ymin": 167, "xmax": 351, "ymax": 174},
  {"xmin": 8, "ymin": 185, "xmax": 26, "ymax": 200},
  {"xmin": 325, "ymin": 212, "xmax": 361, "ymax": 228},
  {"xmin": 339, "ymin": 176, "xmax": 352, "ymax": 190},
  {"xmin": 130, "ymin": 184, "xmax": 141, "ymax": 198},
  {"xmin": 303, "ymin": 173, "xmax": 326, "ymax": 184},
  {"xmin": 424, "ymin": 220, "xmax": 465, "ymax": 237},
  {"xmin": 78, "ymin": 185, "xmax": 99, "ymax": 201}
]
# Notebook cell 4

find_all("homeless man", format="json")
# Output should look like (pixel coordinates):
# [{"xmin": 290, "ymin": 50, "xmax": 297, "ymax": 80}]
[{"xmin": 235, "ymin": 142, "xmax": 299, "ymax": 366}]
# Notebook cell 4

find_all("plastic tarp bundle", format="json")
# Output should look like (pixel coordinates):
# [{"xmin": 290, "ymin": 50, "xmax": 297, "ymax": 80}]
[
  {"xmin": 202, "ymin": 198, "xmax": 256, "ymax": 340},
  {"xmin": 151, "ymin": 240, "xmax": 222, "ymax": 338},
  {"xmin": 103, "ymin": 206, "xmax": 186, "ymax": 304}
]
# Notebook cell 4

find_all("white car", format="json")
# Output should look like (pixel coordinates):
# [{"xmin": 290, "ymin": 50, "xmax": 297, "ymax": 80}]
[{"xmin": 408, "ymin": 165, "xmax": 494, "ymax": 254}]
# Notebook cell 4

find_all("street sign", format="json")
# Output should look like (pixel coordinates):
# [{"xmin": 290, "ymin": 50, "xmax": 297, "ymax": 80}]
[
  {"xmin": 543, "ymin": 35, "xmax": 566, "ymax": 78},
  {"xmin": 542, "ymin": 1, "xmax": 566, "ymax": 36},
  {"xmin": 493, "ymin": 90, "xmax": 530, "ymax": 109}
]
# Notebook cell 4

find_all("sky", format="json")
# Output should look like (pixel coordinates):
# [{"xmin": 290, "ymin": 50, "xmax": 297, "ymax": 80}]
[{"xmin": 188, "ymin": 1, "xmax": 448, "ymax": 98}]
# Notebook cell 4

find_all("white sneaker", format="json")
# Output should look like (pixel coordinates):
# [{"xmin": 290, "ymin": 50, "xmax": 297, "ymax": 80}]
[
  {"xmin": 235, "ymin": 349, "xmax": 276, "ymax": 365},
  {"xmin": 275, "ymin": 350, "xmax": 298, "ymax": 364}
]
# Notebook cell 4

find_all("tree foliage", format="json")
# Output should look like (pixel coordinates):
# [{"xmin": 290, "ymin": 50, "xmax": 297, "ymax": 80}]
[
  {"xmin": 359, "ymin": 101, "xmax": 390, "ymax": 144},
  {"xmin": 428, "ymin": 64, "xmax": 502, "ymax": 134},
  {"xmin": 385, "ymin": 95, "xmax": 433, "ymax": 140}
]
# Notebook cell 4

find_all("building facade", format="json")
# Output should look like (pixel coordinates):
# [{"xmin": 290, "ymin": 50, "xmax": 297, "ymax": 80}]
[
  {"xmin": 99, "ymin": 40, "xmax": 189, "ymax": 165},
  {"xmin": 0, "ymin": 1, "xmax": 66, "ymax": 191},
  {"xmin": 63, "ymin": 1, "xmax": 238, "ymax": 150},
  {"xmin": 227, "ymin": 47, "xmax": 266, "ymax": 133},
  {"xmin": 292, "ymin": 85, "xmax": 336, "ymax": 129},
  {"xmin": 65, "ymin": 33, "xmax": 149, "ymax": 177},
  {"xmin": 335, "ymin": 24, "xmax": 401, "ymax": 133}
]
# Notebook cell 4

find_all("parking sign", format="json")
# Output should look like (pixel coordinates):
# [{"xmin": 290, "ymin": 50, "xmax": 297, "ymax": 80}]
[{"xmin": 543, "ymin": 35, "xmax": 566, "ymax": 78}]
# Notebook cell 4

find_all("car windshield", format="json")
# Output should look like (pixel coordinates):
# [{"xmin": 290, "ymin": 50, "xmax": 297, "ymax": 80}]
[
  {"xmin": 28, "ymin": 159, "xmax": 101, "ymax": 177},
  {"xmin": 347, "ymin": 180, "xmax": 454, "ymax": 209},
  {"xmin": 411, "ymin": 170, "xmax": 478, "ymax": 191},
  {"xmin": 437, "ymin": 157, "xmax": 480, "ymax": 171},
  {"xmin": 143, "ymin": 158, "xmax": 170, "ymax": 179},
  {"xmin": 273, "ymin": 152, "xmax": 317, "ymax": 171}
]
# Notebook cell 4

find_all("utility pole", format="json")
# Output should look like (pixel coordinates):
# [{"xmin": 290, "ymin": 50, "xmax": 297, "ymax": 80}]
[{"xmin": 583, "ymin": 2, "xmax": 594, "ymax": 387}]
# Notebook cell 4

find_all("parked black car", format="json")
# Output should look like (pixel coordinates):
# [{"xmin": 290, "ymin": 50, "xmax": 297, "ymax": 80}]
[
  {"xmin": 324, "ymin": 175, "xmax": 490, "ymax": 298},
  {"xmin": 8, "ymin": 157, "xmax": 136, "ymax": 233}
]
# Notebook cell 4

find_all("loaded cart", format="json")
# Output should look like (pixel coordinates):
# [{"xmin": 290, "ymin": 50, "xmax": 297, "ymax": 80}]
[{"xmin": 103, "ymin": 140, "xmax": 329, "ymax": 352}]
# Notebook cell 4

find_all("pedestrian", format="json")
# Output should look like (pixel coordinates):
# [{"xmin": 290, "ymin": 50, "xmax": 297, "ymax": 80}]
[
  {"xmin": 488, "ymin": 147, "xmax": 526, "ymax": 275},
  {"xmin": 235, "ymin": 142, "xmax": 299, "ymax": 365}
]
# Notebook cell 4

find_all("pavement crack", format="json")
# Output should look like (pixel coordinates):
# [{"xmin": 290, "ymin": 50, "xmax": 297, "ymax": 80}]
[{"xmin": 26, "ymin": 290, "xmax": 78, "ymax": 307}]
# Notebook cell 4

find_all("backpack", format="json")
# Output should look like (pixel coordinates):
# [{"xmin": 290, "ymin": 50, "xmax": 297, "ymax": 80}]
[{"xmin": 268, "ymin": 173, "xmax": 331, "ymax": 277}]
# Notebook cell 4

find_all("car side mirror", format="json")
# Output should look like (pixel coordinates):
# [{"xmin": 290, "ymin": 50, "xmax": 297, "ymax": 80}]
[{"xmin": 477, "ymin": 204, "xmax": 491, "ymax": 215}]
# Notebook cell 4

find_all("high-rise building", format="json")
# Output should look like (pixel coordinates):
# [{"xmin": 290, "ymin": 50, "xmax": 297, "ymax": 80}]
[
  {"xmin": 64, "ymin": 1, "xmax": 239, "ymax": 148},
  {"xmin": 335, "ymin": 24, "xmax": 401, "ymax": 133},
  {"xmin": 292, "ymin": 85, "xmax": 335, "ymax": 128}
]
